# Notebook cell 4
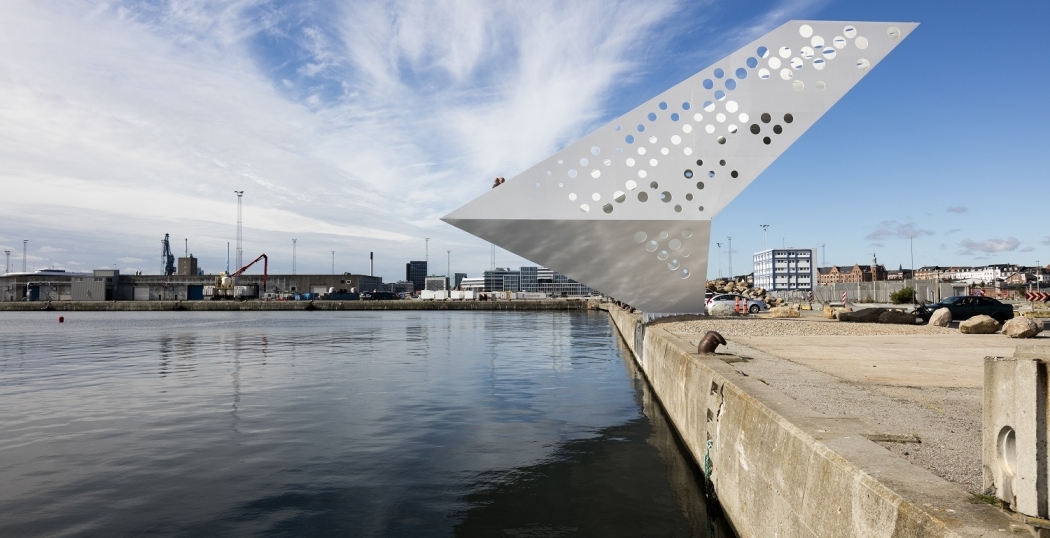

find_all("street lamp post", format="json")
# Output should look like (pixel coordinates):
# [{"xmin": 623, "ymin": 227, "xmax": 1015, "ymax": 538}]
[
  {"xmin": 292, "ymin": 239, "xmax": 297, "ymax": 275},
  {"xmin": 447, "ymin": 250, "xmax": 451, "ymax": 289},
  {"xmin": 22, "ymin": 240, "xmax": 28, "ymax": 273},
  {"xmin": 716, "ymin": 242, "xmax": 722, "ymax": 279},
  {"xmin": 760, "ymin": 224, "xmax": 769, "ymax": 250},
  {"xmin": 727, "ymin": 236, "xmax": 733, "ymax": 279},
  {"xmin": 331, "ymin": 251, "xmax": 335, "ymax": 275},
  {"xmin": 4, "ymin": 250, "xmax": 9, "ymax": 274}
]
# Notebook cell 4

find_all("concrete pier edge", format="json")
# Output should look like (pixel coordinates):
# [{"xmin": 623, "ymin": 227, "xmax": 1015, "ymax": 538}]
[
  {"xmin": 0, "ymin": 299, "xmax": 589, "ymax": 312},
  {"xmin": 600, "ymin": 304, "xmax": 1023, "ymax": 538}
]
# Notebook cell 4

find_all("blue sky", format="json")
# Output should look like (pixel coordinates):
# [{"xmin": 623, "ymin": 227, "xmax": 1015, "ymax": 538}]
[{"xmin": 0, "ymin": 0, "xmax": 1047, "ymax": 281}]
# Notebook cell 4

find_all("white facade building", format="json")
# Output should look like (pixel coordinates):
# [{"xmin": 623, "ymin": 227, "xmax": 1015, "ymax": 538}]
[{"xmin": 753, "ymin": 248, "xmax": 814, "ymax": 291}]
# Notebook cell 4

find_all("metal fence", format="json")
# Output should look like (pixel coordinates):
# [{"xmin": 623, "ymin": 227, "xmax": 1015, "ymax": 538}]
[{"xmin": 769, "ymin": 281, "xmax": 970, "ymax": 305}]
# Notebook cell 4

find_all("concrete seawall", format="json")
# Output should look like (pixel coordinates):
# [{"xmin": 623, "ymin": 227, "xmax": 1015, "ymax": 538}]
[
  {"xmin": 601, "ymin": 305, "xmax": 1017, "ymax": 538},
  {"xmin": 0, "ymin": 300, "xmax": 590, "ymax": 312}
]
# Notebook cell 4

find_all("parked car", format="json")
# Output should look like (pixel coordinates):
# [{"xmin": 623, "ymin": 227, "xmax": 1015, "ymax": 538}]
[
  {"xmin": 913, "ymin": 295, "xmax": 1013, "ymax": 323},
  {"xmin": 706, "ymin": 293, "xmax": 768, "ymax": 314}
]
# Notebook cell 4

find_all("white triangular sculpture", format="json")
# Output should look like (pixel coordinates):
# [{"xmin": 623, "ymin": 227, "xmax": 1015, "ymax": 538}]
[{"xmin": 444, "ymin": 20, "xmax": 918, "ymax": 313}]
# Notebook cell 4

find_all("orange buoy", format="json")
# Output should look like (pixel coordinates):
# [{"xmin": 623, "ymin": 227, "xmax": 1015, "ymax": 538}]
[{"xmin": 58, "ymin": 316, "xmax": 64, "ymax": 323}]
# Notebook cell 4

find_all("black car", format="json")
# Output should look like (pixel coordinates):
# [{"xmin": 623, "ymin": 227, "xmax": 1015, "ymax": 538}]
[{"xmin": 914, "ymin": 295, "xmax": 1013, "ymax": 323}]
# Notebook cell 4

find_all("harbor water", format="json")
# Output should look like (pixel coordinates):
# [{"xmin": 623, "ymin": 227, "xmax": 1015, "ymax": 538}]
[{"xmin": 0, "ymin": 310, "xmax": 728, "ymax": 537}]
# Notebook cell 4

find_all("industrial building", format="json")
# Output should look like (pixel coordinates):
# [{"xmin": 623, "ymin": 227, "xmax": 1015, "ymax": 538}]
[
  {"xmin": 478, "ymin": 267, "xmax": 594, "ymax": 296},
  {"xmin": 405, "ymin": 261, "xmax": 427, "ymax": 292},
  {"xmin": 752, "ymin": 248, "xmax": 815, "ymax": 291}
]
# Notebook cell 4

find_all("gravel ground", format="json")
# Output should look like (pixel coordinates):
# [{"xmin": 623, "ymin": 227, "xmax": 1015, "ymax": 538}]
[{"xmin": 654, "ymin": 317, "xmax": 985, "ymax": 493}]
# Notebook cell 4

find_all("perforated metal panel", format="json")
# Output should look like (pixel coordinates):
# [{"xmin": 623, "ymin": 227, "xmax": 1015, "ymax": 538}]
[{"xmin": 444, "ymin": 20, "xmax": 918, "ymax": 314}]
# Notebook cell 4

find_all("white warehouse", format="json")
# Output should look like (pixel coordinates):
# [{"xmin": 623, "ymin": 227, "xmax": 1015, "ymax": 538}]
[{"xmin": 753, "ymin": 248, "xmax": 815, "ymax": 291}]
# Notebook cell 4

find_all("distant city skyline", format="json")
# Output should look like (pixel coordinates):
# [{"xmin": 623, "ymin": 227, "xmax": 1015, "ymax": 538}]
[{"xmin": 0, "ymin": 2, "xmax": 1047, "ymax": 279}]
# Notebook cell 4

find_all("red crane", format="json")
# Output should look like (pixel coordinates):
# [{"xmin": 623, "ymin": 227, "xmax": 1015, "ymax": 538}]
[{"xmin": 231, "ymin": 253, "xmax": 268, "ymax": 292}]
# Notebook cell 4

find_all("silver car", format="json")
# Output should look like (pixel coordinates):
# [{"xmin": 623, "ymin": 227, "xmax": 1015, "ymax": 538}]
[{"xmin": 706, "ymin": 293, "xmax": 768, "ymax": 314}]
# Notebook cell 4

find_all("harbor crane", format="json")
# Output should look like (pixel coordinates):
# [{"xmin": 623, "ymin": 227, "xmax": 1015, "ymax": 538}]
[
  {"xmin": 162, "ymin": 234, "xmax": 176, "ymax": 275},
  {"xmin": 208, "ymin": 253, "xmax": 268, "ymax": 299}
]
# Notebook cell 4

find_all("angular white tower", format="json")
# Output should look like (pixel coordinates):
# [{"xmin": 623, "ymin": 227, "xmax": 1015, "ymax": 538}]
[{"xmin": 444, "ymin": 21, "xmax": 918, "ymax": 313}]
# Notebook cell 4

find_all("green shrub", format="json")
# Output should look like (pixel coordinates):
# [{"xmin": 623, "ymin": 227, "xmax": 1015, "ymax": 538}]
[{"xmin": 890, "ymin": 287, "xmax": 915, "ymax": 304}]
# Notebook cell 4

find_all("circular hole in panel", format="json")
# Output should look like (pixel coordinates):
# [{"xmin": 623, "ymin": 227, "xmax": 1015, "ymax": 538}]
[
  {"xmin": 558, "ymin": 159, "xmax": 563, "ymax": 164},
  {"xmin": 714, "ymin": 68, "xmax": 724, "ymax": 78},
  {"xmin": 708, "ymin": 170, "xmax": 715, "ymax": 178},
  {"xmin": 812, "ymin": 35, "xmax": 825, "ymax": 48},
  {"xmin": 799, "ymin": 24, "xmax": 813, "ymax": 37},
  {"xmin": 615, "ymin": 147, "xmax": 622, "ymax": 153},
  {"xmin": 659, "ymin": 101, "xmax": 668, "ymax": 110},
  {"xmin": 649, "ymin": 158, "xmax": 658, "ymax": 167},
  {"xmin": 661, "ymin": 147, "xmax": 669, "ymax": 155},
  {"xmin": 602, "ymin": 203, "xmax": 613, "ymax": 214},
  {"xmin": 681, "ymin": 250, "xmax": 690, "ymax": 258},
  {"xmin": 761, "ymin": 113, "xmax": 771, "ymax": 123},
  {"xmin": 757, "ymin": 46, "xmax": 769, "ymax": 58},
  {"xmin": 546, "ymin": 170, "xmax": 552, "ymax": 176},
  {"xmin": 739, "ymin": 113, "xmax": 749, "ymax": 123},
  {"xmin": 604, "ymin": 158, "xmax": 612, "ymax": 166},
  {"xmin": 704, "ymin": 101, "xmax": 715, "ymax": 112},
  {"xmin": 673, "ymin": 205, "xmax": 682, "ymax": 213},
  {"xmin": 682, "ymin": 102, "xmax": 691, "ymax": 110},
  {"xmin": 683, "ymin": 124, "xmax": 693, "ymax": 133},
  {"xmin": 696, "ymin": 159, "xmax": 704, "ymax": 166},
  {"xmin": 857, "ymin": 58, "xmax": 870, "ymax": 70},
  {"xmin": 646, "ymin": 239, "xmax": 658, "ymax": 252},
  {"xmin": 790, "ymin": 57, "xmax": 803, "ymax": 69},
  {"xmin": 888, "ymin": 26, "xmax": 900, "ymax": 39},
  {"xmin": 634, "ymin": 231, "xmax": 647, "ymax": 243},
  {"xmin": 680, "ymin": 268, "xmax": 690, "ymax": 279},
  {"xmin": 650, "ymin": 181, "xmax": 659, "ymax": 189},
  {"xmin": 625, "ymin": 180, "xmax": 637, "ymax": 190},
  {"xmin": 669, "ymin": 238, "xmax": 682, "ymax": 250},
  {"xmin": 625, "ymin": 135, "xmax": 634, "ymax": 144},
  {"xmin": 747, "ymin": 56, "xmax": 759, "ymax": 68},
  {"xmin": 763, "ymin": 136, "xmax": 771, "ymax": 144},
  {"xmin": 668, "ymin": 261, "xmax": 679, "ymax": 272},
  {"xmin": 626, "ymin": 157, "xmax": 635, "ymax": 166},
  {"xmin": 784, "ymin": 113, "xmax": 794, "ymax": 123},
  {"xmin": 649, "ymin": 135, "xmax": 658, "ymax": 144},
  {"xmin": 648, "ymin": 112, "xmax": 657, "ymax": 121},
  {"xmin": 682, "ymin": 229, "xmax": 693, "ymax": 238},
  {"xmin": 725, "ymin": 79, "xmax": 737, "ymax": 90},
  {"xmin": 833, "ymin": 36, "xmax": 846, "ymax": 49},
  {"xmin": 705, "ymin": 124, "xmax": 715, "ymax": 133},
  {"xmin": 698, "ymin": 206, "xmax": 704, "ymax": 211},
  {"xmin": 714, "ymin": 90, "xmax": 726, "ymax": 101},
  {"xmin": 684, "ymin": 169, "xmax": 693, "ymax": 178},
  {"xmin": 637, "ymin": 124, "xmax": 645, "ymax": 132},
  {"xmin": 568, "ymin": 169, "xmax": 578, "ymax": 178},
  {"xmin": 823, "ymin": 46, "xmax": 838, "ymax": 59},
  {"xmin": 792, "ymin": 80, "xmax": 804, "ymax": 90},
  {"xmin": 843, "ymin": 25, "xmax": 856, "ymax": 38},
  {"xmin": 657, "ymin": 250, "xmax": 669, "ymax": 261},
  {"xmin": 615, "ymin": 191, "xmax": 626, "ymax": 203},
  {"xmin": 769, "ymin": 57, "xmax": 782, "ymax": 69},
  {"xmin": 813, "ymin": 58, "xmax": 825, "ymax": 70},
  {"xmin": 856, "ymin": 36, "xmax": 869, "ymax": 49},
  {"xmin": 558, "ymin": 182, "xmax": 563, "ymax": 187},
  {"xmin": 728, "ymin": 124, "xmax": 738, "ymax": 134},
  {"xmin": 638, "ymin": 147, "xmax": 647, "ymax": 155},
  {"xmin": 568, "ymin": 193, "xmax": 577, "ymax": 201},
  {"xmin": 998, "ymin": 426, "xmax": 1017, "ymax": 477},
  {"xmin": 716, "ymin": 113, "xmax": 726, "ymax": 123},
  {"xmin": 591, "ymin": 192, "xmax": 600, "ymax": 201},
  {"xmin": 659, "ymin": 231, "xmax": 668, "ymax": 240},
  {"xmin": 751, "ymin": 124, "xmax": 761, "ymax": 134},
  {"xmin": 693, "ymin": 113, "xmax": 703, "ymax": 122},
  {"xmin": 685, "ymin": 193, "xmax": 693, "ymax": 201},
  {"xmin": 758, "ymin": 68, "xmax": 770, "ymax": 79},
  {"xmin": 684, "ymin": 147, "xmax": 693, "ymax": 155},
  {"xmin": 591, "ymin": 146, "xmax": 600, "ymax": 155},
  {"xmin": 615, "ymin": 125, "xmax": 621, "ymax": 131},
  {"xmin": 773, "ymin": 124, "xmax": 783, "ymax": 134},
  {"xmin": 638, "ymin": 192, "xmax": 649, "ymax": 202},
  {"xmin": 780, "ymin": 68, "xmax": 793, "ymax": 80},
  {"xmin": 801, "ymin": 46, "xmax": 814, "ymax": 59},
  {"xmin": 696, "ymin": 181, "xmax": 705, "ymax": 190},
  {"xmin": 579, "ymin": 157, "xmax": 589, "ymax": 166},
  {"xmin": 731, "ymin": 170, "xmax": 739, "ymax": 178},
  {"xmin": 671, "ymin": 135, "xmax": 682, "ymax": 145},
  {"xmin": 703, "ymin": 79, "xmax": 714, "ymax": 89},
  {"xmin": 660, "ymin": 191, "xmax": 671, "ymax": 202},
  {"xmin": 719, "ymin": 159, "xmax": 726, "ymax": 166},
  {"xmin": 670, "ymin": 112, "xmax": 680, "ymax": 121},
  {"xmin": 638, "ymin": 169, "xmax": 648, "ymax": 178},
  {"xmin": 726, "ymin": 100, "xmax": 739, "ymax": 113},
  {"xmin": 816, "ymin": 81, "xmax": 826, "ymax": 90},
  {"xmin": 779, "ymin": 46, "xmax": 791, "ymax": 58},
  {"xmin": 736, "ymin": 67, "xmax": 748, "ymax": 79},
  {"xmin": 534, "ymin": 182, "xmax": 539, "ymax": 187}
]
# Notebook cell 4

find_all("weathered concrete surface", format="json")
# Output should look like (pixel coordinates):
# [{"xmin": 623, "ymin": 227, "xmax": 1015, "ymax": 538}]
[
  {"xmin": 601, "ymin": 304, "xmax": 1022, "ymax": 538},
  {"xmin": 0, "ymin": 299, "xmax": 590, "ymax": 312}
]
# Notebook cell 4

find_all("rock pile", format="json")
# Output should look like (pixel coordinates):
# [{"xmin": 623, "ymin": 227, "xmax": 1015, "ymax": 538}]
[
  {"xmin": 706, "ymin": 279, "xmax": 787, "ymax": 307},
  {"xmin": 1002, "ymin": 317, "xmax": 1043, "ymax": 338}
]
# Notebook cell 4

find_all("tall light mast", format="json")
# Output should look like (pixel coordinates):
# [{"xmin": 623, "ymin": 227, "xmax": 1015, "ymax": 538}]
[{"xmin": 234, "ymin": 191, "xmax": 244, "ymax": 270}]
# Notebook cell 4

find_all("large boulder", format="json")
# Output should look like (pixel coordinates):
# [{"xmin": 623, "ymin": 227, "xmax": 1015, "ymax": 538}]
[
  {"xmin": 1002, "ymin": 316, "xmax": 1043, "ymax": 338},
  {"xmin": 768, "ymin": 306, "xmax": 800, "ymax": 318},
  {"xmin": 959, "ymin": 315, "xmax": 1000, "ymax": 334},
  {"xmin": 708, "ymin": 302, "xmax": 740, "ymax": 317},
  {"xmin": 823, "ymin": 305, "xmax": 836, "ymax": 319},
  {"xmin": 928, "ymin": 308, "xmax": 952, "ymax": 327},
  {"xmin": 879, "ymin": 310, "xmax": 917, "ymax": 324},
  {"xmin": 838, "ymin": 308, "xmax": 887, "ymax": 323}
]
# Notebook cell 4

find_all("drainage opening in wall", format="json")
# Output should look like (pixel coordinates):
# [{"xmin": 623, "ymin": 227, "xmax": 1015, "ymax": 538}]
[{"xmin": 997, "ymin": 426, "xmax": 1016, "ymax": 477}]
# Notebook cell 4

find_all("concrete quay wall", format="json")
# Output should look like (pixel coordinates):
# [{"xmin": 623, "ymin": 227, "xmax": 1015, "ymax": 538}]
[
  {"xmin": 602, "ymin": 305, "xmax": 1015, "ymax": 538},
  {"xmin": 0, "ymin": 300, "xmax": 590, "ymax": 312}
]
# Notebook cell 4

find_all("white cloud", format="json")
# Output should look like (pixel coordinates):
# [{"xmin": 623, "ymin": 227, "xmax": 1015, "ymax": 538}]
[
  {"xmin": 946, "ymin": 206, "xmax": 966, "ymax": 213},
  {"xmin": 957, "ymin": 237, "xmax": 1020, "ymax": 254},
  {"xmin": 866, "ymin": 220, "xmax": 934, "ymax": 241}
]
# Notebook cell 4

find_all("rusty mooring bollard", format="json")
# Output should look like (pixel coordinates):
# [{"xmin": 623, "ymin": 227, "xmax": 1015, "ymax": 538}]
[{"xmin": 698, "ymin": 331, "xmax": 726, "ymax": 354}]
